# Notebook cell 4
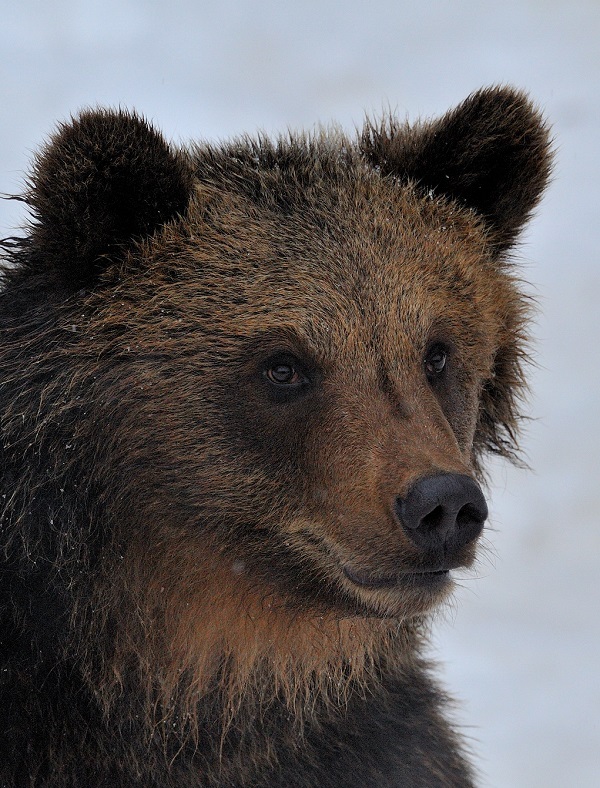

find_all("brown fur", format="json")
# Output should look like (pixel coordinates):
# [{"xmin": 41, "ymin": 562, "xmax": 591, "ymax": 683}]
[{"xmin": 0, "ymin": 87, "xmax": 552, "ymax": 787}]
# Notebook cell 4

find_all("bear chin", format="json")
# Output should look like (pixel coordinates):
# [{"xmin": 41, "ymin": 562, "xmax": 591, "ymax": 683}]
[{"xmin": 340, "ymin": 567, "xmax": 454, "ymax": 618}]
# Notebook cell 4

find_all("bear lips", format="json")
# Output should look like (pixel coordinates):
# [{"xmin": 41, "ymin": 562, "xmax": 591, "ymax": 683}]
[{"xmin": 343, "ymin": 564, "xmax": 451, "ymax": 590}]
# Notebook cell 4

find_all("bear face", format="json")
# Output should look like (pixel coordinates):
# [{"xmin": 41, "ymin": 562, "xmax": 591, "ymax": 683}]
[
  {"xmin": 101, "ymin": 179, "xmax": 504, "ymax": 625},
  {"xmin": 0, "ymin": 87, "xmax": 551, "ymax": 787}
]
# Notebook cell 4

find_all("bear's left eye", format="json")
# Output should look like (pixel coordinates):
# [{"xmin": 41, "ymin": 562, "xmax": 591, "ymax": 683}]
[{"xmin": 424, "ymin": 344, "xmax": 448, "ymax": 380}]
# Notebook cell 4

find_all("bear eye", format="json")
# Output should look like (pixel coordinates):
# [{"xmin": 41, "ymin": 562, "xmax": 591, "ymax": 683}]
[
  {"xmin": 424, "ymin": 343, "xmax": 448, "ymax": 380},
  {"xmin": 265, "ymin": 362, "xmax": 303, "ymax": 386}
]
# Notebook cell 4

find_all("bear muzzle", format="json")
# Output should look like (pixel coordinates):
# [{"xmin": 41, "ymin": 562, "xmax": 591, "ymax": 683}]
[{"xmin": 340, "ymin": 473, "xmax": 487, "ymax": 599}]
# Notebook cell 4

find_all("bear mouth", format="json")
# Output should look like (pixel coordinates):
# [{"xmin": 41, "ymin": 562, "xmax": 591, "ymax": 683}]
[{"xmin": 342, "ymin": 565, "xmax": 450, "ymax": 590}]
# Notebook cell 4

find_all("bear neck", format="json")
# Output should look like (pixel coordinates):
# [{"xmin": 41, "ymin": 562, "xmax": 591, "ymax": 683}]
[{"xmin": 80, "ymin": 550, "xmax": 422, "ymax": 747}]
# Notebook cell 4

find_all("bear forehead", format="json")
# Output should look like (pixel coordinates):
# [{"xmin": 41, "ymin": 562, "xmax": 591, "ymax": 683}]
[{"xmin": 146, "ymin": 178, "xmax": 503, "ymax": 349}]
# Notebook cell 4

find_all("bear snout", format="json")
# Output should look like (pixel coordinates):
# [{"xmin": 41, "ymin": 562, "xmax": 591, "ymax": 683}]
[{"xmin": 394, "ymin": 473, "xmax": 488, "ymax": 554}]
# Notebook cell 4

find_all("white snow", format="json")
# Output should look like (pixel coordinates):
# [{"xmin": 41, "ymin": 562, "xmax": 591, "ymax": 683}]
[{"xmin": 1, "ymin": 2, "xmax": 598, "ymax": 785}]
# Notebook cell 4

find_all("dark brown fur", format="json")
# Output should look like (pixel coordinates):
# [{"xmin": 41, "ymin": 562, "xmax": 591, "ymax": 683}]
[{"xmin": 0, "ymin": 87, "xmax": 551, "ymax": 786}]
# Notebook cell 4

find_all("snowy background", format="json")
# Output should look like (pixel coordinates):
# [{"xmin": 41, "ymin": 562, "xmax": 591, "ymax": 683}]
[{"xmin": 1, "ymin": 2, "xmax": 598, "ymax": 785}]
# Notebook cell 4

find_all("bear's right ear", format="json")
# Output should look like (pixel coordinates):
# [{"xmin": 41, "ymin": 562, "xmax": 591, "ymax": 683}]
[
  {"xmin": 361, "ymin": 87, "xmax": 552, "ymax": 256},
  {"xmin": 23, "ymin": 109, "xmax": 194, "ymax": 288}
]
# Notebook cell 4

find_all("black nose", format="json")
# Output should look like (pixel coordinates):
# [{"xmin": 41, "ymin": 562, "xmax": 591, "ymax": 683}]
[{"xmin": 395, "ymin": 473, "xmax": 488, "ymax": 551}]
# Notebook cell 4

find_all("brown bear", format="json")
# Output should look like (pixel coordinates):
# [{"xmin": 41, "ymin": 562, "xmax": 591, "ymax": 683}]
[{"xmin": 0, "ymin": 87, "xmax": 551, "ymax": 787}]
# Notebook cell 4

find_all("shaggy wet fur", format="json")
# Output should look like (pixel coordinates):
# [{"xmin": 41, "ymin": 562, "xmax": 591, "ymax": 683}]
[{"xmin": 0, "ymin": 87, "xmax": 551, "ymax": 786}]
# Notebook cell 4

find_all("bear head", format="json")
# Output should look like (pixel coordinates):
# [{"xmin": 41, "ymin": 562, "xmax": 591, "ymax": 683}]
[{"xmin": 0, "ymin": 88, "xmax": 551, "ymax": 694}]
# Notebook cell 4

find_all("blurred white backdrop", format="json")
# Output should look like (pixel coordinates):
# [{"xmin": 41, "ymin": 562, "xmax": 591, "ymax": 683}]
[{"xmin": 1, "ymin": 2, "xmax": 598, "ymax": 785}]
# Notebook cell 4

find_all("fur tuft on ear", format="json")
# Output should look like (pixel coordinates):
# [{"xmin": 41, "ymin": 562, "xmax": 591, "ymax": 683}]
[
  {"xmin": 22, "ymin": 109, "xmax": 193, "ymax": 287},
  {"xmin": 361, "ymin": 86, "xmax": 553, "ymax": 255}
]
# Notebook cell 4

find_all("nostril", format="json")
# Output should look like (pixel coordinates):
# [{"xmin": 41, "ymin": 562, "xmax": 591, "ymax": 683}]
[
  {"xmin": 456, "ymin": 502, "xmax": 485, "ymax": 529},
  {"xmin": 421, "ymin": 505, "xmax": 445, "ymax": 531}
]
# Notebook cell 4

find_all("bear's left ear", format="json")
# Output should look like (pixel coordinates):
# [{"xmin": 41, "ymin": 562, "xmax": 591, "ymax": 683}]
[
  {"xmin": 361, "ymin": 86, "xmax": 553, "ymax": 255},
  {"xmin": 25, "ymin": 109, "xmax": 194, "ymax": 287}
]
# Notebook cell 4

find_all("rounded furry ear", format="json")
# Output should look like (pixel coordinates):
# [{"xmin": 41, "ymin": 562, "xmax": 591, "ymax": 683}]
[
  {"xmin": 24, "ymin": 109, "xmax": 193, "ymax": 287},
  {"xmin": 361, "ymin": 86, "xmax": 553, "ymax": 255}
]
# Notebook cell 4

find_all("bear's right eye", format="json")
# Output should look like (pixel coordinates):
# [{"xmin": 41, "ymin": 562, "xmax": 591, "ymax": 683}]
[
  {"xmin": 266, "ymin": 363, "xmax": 301, "ymax": 385},
  {"xmin": 260, "ymin": 352, "xmax": 316, "ymax": 401}
]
